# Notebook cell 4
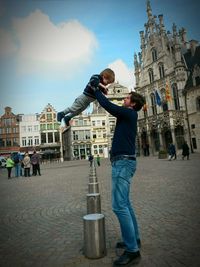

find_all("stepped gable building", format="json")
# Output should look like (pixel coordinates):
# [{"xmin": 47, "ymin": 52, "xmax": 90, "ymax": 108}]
[
  {"xmin": 39, "ymin": 103, "xmax": 61, "ymax": 156},
  {"xmin": 134, "ymin": 0, "xmax": 199, "ymax": 155},
  {"xmin": 0, "ymin": 107, "xmax": 20, "ymax": 156}
]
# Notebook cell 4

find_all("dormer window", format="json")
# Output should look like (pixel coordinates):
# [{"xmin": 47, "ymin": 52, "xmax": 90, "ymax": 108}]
[{"xmin": 152, "ymin": 48, "xmax": 157, "ymax": 62}]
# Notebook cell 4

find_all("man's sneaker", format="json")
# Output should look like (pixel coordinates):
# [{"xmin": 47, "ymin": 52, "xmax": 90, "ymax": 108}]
[
  {"xmin": 113, "ymin": 250, "xmax": 141, "ymax": 266},
  {"xmin": 116, "ymin": 239, "xmax": 141, "ymax": 249},
  {"xmin": 63, "ymin": 116, "xmax": 70, "ymax": 126},
  {"xmin": 57, "ymin": 112, "xmax": 65, "ymax": 122}
]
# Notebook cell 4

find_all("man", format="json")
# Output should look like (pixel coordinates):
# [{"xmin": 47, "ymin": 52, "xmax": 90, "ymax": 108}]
[{"xmin": 93, "ymin": 87, "xmax": 145, "ymax": 266}]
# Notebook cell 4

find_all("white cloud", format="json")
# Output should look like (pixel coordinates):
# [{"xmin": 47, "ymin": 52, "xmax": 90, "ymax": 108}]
[
  {"xmin": 0, "ymin": 28, "xmax": 17, "ymax": 56},
  {"xmin": 11, "ymin": 9, "xmax": 98, "ymax": 77},
  {"xmin": 108, "ymin": 59, "xmax": 135, "ymax": 90}
]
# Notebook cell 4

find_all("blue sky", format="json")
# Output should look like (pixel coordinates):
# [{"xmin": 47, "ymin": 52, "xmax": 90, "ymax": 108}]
[{"xmin": 0, "ymin": 0, "xmax": 199, "ymax": 115}]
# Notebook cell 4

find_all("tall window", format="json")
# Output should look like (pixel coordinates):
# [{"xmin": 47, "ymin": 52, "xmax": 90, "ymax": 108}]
[
  {"xmin": 161, "ymin": 88, "xmax": 168, "ymax": 111},
  {"xmin": 172, "ymin": 83, "xmax": 180, "ymax": 110},
  {"xmin": 22, "ymin": 138, "xmax": 26, "ymax": 146},
  {"xmin": 47, "ymin": 114, "xmax": 52, "ymax": 121},
  {"xmin": 159, "ymin": 63, "xmax": 165, "ymax": 78},
  {"xmin": 150, "ymin": 93, "xmax": 157, "ymax": 115},
  {"xmin": 196, "ymin": 96, "xmax": 200, "ymax": 111},
  {"xmin": 152, "ymin": 48, "xmax": 157, "ymax": 62},
  {"xmin": 148, "ymin": 68, "xmax": 154, "ymax": 83},
  {"xmin": 41, "ymin": 133, "xmax": 46, "ymax": 144}
]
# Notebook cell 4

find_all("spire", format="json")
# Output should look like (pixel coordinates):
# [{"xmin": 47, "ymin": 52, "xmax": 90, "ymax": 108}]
[
  {"xmin": 134, "ymin": 53, "xmax": 139, "ymax": 69},
  {"xmin": 146, "ymin": 0, "xmax": 153, "ymax": 20}
]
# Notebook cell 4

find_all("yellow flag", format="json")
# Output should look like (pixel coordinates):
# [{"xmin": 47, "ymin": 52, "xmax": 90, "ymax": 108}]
[{"xmin": 166, "ymin": 81, "xmax": 172, "ymax": 102}]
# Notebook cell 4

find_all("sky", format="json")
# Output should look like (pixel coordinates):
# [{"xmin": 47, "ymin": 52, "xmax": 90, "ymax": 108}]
[{"xmin": 0, "ymin": 0, "xmax": 200, "ymax": 115}]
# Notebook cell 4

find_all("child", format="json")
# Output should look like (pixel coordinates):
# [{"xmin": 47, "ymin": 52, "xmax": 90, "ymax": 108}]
[{"xmin": 57, "ymin": 68, "xmax": 115, "ymax": 127}]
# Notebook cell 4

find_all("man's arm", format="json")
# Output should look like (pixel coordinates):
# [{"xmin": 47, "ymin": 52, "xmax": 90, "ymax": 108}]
[{"xmin": 94, "ymin": 90, "xmax": 134, "ymax": 118}]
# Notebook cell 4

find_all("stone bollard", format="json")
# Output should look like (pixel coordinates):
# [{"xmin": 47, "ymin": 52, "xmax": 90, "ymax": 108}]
[
  {"xmin": 83, "ymin": 213, "xmax": 106, "ymax": 259},
  {"xmin": 87, "ymin": 193, "xmax": 101, "ymax": 214},
  {"xmin": 88, "ymin": 182, "xmax": 99, "ymax": 194}
]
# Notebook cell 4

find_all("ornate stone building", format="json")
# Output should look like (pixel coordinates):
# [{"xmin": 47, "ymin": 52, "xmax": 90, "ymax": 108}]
[
  {"xmin": 183, "ymin": 43, "xmax": 200, "ymax": 152},
  {"xmin": 134, "ymin": 0, "xmax": 199, "ymax": 155}
]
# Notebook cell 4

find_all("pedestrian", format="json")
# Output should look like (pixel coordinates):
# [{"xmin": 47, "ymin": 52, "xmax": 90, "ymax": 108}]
[
  {"xmin": 19, "ymin": 153, "xmax": 24, "ymax": 176},
  {"xmin": 31, "ymin": 151, "xmax": 41, "ymax": 176},
  {"xmin": 96, "ymin": 155, "xmax": 101, "ymax": 166},
  {"xmin": 57, "ymin": 68, "xmax": 115, "ymax": 131},
  {"xmin": 168, "ymin": 143, "xmax": 176, "ymax": 161},
  {"xmin": 23, "ymin": 153, "xmax": 31, "ymax": 177},
  {"xmin": 88, "ymin": 154, "xmax": 94, "ymax": 167},
  {"xmin": 6, "ymin": 155, "xmax": 15, "ymax": 179},
  {"xmin": 13, "ymin": 152, "xmax": 20, "ymax": 177},
  {"xmin": 182, "ymin": 141, "xmax": 190, "ymax": 160},
  {"xmin": 92, "ymin": 86, "xmax": 145, "ymax": 266}
]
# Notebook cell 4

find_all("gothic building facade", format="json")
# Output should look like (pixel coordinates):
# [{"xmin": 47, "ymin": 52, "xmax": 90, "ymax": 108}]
[{"xmin": 134, "ymin": 0, "xmax": 199, "ymax": 155}]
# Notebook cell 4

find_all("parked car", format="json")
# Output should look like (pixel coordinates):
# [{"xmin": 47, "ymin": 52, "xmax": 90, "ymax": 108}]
[{"xmin": 0, "ymin": 157, "xmax": 6, "ymax": 168}]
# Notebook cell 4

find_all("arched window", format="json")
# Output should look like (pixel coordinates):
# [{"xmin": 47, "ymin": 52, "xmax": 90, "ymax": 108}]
[
  {"xmin": 148, "ymin": 68, "xmax": 154, "ymax": 83},
  {"xmin": 152, "ymin": 48, "xmax": 157, "ymax": 62},
  {"xmin": 159, "ymin": 63, "xmax": 165, "ymax": 78},
  {"xmin": 150, "ymin": 93, "xmax": 157, "ymax": 115},
  {"xmin": 172, "ymin": 83, "xmax": 180, "ymax": 110}
]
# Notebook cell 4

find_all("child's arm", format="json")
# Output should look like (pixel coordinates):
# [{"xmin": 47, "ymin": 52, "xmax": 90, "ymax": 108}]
[{"xmin": 99, "ymin": 83, "xmax": 108, "ymax": 95}]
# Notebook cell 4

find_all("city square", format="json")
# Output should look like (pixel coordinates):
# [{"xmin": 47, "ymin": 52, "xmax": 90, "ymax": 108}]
[{"xmin": 0, "ymin": 154, "xmax": 199, "ymax": 267}]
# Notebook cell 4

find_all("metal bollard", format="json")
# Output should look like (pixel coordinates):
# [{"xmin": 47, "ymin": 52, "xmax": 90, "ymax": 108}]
[
  {"xmin": 89, "ymin": 174, "xmax": 98, "ymax": 183},
  {"xmin": 83, "ymin": 213, "xmax": 106, "ymax": 259},
  {"xmin": 87, "ymin": 193, "xmax": 101, "ymax": 214},
  {"xmin": 88, "ymin": 182, "xmax": 99, "ymax": 193}
]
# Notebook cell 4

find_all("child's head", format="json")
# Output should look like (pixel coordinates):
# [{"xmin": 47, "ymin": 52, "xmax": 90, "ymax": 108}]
[{"xmin": 100, "ymin": 68, "xmax": 115, "ymax": 85}]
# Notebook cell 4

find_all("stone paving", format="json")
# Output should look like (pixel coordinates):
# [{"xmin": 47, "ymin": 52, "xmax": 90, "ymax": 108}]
[{"xmin": 0, "ymin": 153, "xmax": 200, "ymax": 267}]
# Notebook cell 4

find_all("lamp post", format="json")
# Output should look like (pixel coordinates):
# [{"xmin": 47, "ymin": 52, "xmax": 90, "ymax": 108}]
[
  {"xmin": 183, "ymin": 90, "xmax": 194, "ymax": 153},
  {"xmin": 59, "ymin": 128, "xmax": 64, "ymax": 162}
]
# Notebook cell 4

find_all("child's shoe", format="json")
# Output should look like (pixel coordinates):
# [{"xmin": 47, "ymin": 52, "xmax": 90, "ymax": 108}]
[{"xmin": 57, "ymin": 112, "xmax": 65, "ymax": 122}]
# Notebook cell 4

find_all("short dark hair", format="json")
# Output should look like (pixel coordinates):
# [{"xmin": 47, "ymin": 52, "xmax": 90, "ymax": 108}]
[{"xmin": 129, "ymin": 91, "xmax": 145, "ymax": 111}]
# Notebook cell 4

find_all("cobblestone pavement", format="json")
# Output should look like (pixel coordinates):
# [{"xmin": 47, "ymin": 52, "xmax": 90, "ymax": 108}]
[{"xmin": 0, "ymin": 153, "xmax": 200, "ymax": 267}]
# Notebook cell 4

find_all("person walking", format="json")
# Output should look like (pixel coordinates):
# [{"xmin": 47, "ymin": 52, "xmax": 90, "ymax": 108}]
[
  {"xmin": 168, "ymin": 143, "xmax": 176, "ymax": 161},
  {"xmin": 6, "ymin": 155, "xmax": 15, "ymax": 179},
  {"xmin": 23, "ymin": 153, "xmax": 31, "ymax": 177},
  {"xmin": 88, "ymin": 154, "xmax": 94, "ymax": 167},
  {"xmin": 182, "ymin": 141, "xmax": 190, "ymax": 160},
  {"xmin": 31, "ymin": 151, "xmax": 41, "ymax": 176},
  {"xmin": 93, "ymin": 86, "xmax": 145, "ymax": 266},
  {"xmin": 96, "ymin": 155, "xmax": 101, "ymax": 166}
]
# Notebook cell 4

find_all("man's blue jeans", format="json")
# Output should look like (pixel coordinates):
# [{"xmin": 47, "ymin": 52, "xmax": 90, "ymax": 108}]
[
  {"xmin": 112, "ymin": 159, "xmax": 140, "ymax": 252},
  {"xmin": 15, "ymin": 163, "xmax": 20, "ymax": 177}
]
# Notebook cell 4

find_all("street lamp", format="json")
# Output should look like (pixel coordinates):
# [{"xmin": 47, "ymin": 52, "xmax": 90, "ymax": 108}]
[{"xmin": 59, "ymin": 128, "xmax": 64, "ymax": 162}]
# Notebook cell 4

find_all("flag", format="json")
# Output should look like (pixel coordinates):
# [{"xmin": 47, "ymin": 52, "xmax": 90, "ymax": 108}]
[
  {"xmin": 155, "ymin": 90, "xmax": 162, "ymax": 106},
  {"xmin": 166, "ymin": 81, "xmax": 172, "ymax": 102},
  {"xmin": 143, "ymin": 103, "xmax": 148, "ymax": 111}
]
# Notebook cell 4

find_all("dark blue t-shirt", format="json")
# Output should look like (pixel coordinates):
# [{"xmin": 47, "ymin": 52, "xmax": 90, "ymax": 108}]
[
  {"xmin": 94, "ymin": 90, "xmax": 138, "ymax": 157},
  {"xmin": 83, "ymin": 74, "xmax": 103, "ymax": 99}
]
